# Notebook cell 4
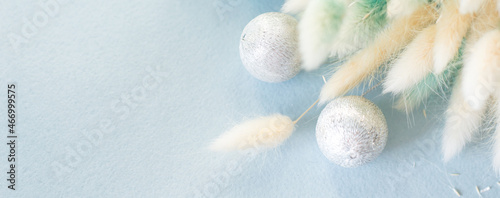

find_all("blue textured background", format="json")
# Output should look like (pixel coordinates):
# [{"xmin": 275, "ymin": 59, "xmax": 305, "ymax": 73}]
[{"xmin": 1, "ymin": 0, "xmax": 499, "ymax": 197}]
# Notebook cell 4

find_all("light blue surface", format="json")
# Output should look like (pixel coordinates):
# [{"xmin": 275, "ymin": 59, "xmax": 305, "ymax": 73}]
[{"xmin": 1, "ymin": 0, "xmax": 499, "ymax": 197}]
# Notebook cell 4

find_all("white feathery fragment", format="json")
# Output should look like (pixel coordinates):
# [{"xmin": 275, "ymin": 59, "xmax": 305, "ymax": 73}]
[
  {"xmin": 433, "ymin": 0, "xmax": 473, "ymax": 74},
  {"xmin": 387, "ymin": 0, "xmax": 426, "ymax": 19},
  {"xmin": 461, "ymin": 30, "xmax": 500, "ymax": 110},
  {"xmin": 299, "ymin": 0, "xmax": 345, "ymax": 71},
  {"xmin": 480, "ymin": 186, "xmax": 491, "ymax": 193},
  {"xmin": 459, "ymin": 0, "xmax": 486, "ymax": 14},
  {"xmin": 209, "ymin": 114, "xmax": 294, "ymax": 151},
  {"xmin": 452, "ymin": 187, "xmax": 461, "ymax": 197},
  {"xmin": 383, "ymin": 24, "xmax": 436, "ymax": 94},
  {"xmin": 281, "ymin": 0, "xmax": 311, "ymax": 14},
  {"xmin": 442, "ymin": 78, "xmax": 487, "ymax": 162},
  {"xmin": 319, "ymin": 4, "xmax": 438, "ymax": 103}
]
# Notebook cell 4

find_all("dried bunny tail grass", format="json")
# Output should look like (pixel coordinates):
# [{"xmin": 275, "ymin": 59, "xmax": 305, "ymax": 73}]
[
  {"xmin": 209, "ymin": 114, "xmax": 294, "ymax": 151},
  {"xmin": 383, "ymin": 24, "xmax": 436, "ymax": 94},
  {"xmin": 281, "ymin": 0, "xmax": 311, "ymax": 14},
  {"xmin": 209, "ymin": 99, "xmax": 319, "ymax": 151},
  {"xmin": 331, "ymin": 0, "xmax": 387, "ymax": 59},
  {"xmin": 395, "ymin": 56, "xmax": 462, "ymax": 111},
  {"xmin": 442, "ymin": 76, "xmax": 488, "ymax": 162},
  {"xmin": 433, "ymin": 0, "xmax": 473, "ymax": 74},
  {"xmin": 319, "ymin": 3, "xmax": 438, "ymax": 104},
  {"xmin": 299, "ymin": 0, "xmax": 346, "ymax": 71},
  {"xmin": 440, "ymin": 3, "xmax": 500, "ymax": 161},
  {"xmin": 386, "ymin": 0, "xmax": 427, "ymax": 19},
  {"xmin": 461, "ymin": 29, "xmax": 500, "ymax": 110},
  {"xmin": 394, "ymin": 19, "xmax": 500, "ymax": 111},
  {"xmin": 459, "ymin": 0, "xmax": 487, "ymax": 14}
]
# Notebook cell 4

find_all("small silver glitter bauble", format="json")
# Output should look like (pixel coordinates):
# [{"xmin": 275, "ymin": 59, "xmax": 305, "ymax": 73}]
[
  {"xmin": 239, "ymin": 12, "xmax": 301, "ymax": 83},
  {"xmin": 316, "ymin": 96, "xmax": 388, "ymax": 167}
]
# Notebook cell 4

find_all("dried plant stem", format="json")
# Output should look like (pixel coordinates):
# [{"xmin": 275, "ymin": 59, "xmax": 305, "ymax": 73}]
[{"xmin": 293, "ymin": 99, "xmax": 319, "ymax": 124}]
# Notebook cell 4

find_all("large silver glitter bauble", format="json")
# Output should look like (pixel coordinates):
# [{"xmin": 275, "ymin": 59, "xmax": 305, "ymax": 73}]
[
  {"xmin": 316, "ymin": 96, "xmax": 388, "ymax": 167},
  {"xmin": 239, "ymin": 12, "xmax": 301, "ymax": 83}
]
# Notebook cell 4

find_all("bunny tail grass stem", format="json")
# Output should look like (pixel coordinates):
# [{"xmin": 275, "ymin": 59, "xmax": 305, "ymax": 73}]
[
  {"xmin": 293, "ymin": 99, "xmax": 319, "ymax": 124},
  {"xmin": 319, "ymin": 4, "xmax": 438, "ymax": 104},
  {"xmin": 362, "ymin": 80, "xmax": 383, "ymax": 97}
]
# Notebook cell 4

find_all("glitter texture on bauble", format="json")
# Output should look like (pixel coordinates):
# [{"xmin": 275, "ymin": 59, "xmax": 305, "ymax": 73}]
[
  {"xmin": 316, "ymin": 96, "xmax": 388, "ymax": 167},
  {"xmin": 239, "ymin": 12, "xmax": 301, "ymax": 83}
]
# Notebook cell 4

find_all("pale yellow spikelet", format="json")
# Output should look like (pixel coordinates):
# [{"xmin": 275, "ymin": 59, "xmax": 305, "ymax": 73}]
[
  {"xmin": 209, "ymin": 114, "xmax": 295, "ymax": 151},
  {"xmin": 433, "ymin": 0, "xmax": 474, "ymax": 74},
  {"xmin": 442, "ymin": 77, "xmax": 487, "ymax": 162},
  {"xmin": 461, "ymin": 29, "xmax": 500, "ymax": 110},
  {"xmin": 384, "ymin": 24, "xmax": 437, "ymax": 94}
]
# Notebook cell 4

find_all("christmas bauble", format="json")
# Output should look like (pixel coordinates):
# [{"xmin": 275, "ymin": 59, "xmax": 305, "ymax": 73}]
[
  {"xmin": 316, "ymin": 96, "xmax": 388, "ymax": 167},
  {"xmin": 239, "ymin": 12, "xmax": 301, "ymax": 83}
]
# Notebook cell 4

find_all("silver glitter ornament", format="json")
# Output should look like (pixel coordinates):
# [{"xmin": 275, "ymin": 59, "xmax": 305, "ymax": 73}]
[
  {"xmin": 239, "ymin": 12, "xmax": 301, "ymax": 83},
  {"xmin": 316, "ymin": 96, "xmax": 388, "ymax": 167}
]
